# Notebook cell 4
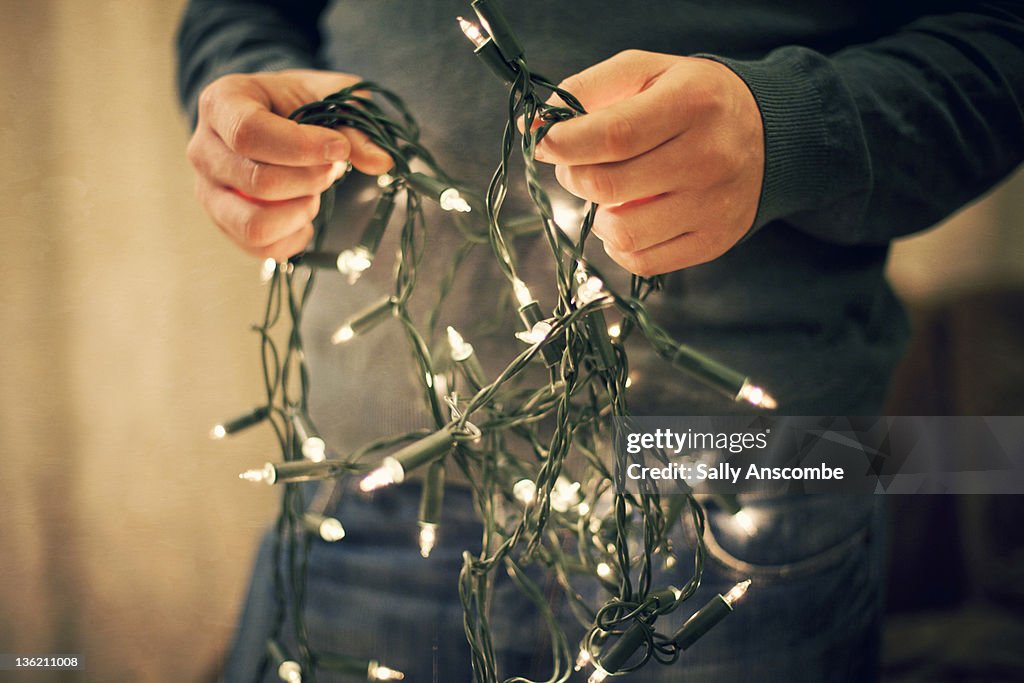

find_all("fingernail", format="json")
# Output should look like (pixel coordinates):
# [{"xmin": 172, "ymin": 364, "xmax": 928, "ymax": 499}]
[{"xmin": 325, "ymin": 139, "xmax": 349, "ymax": 161}]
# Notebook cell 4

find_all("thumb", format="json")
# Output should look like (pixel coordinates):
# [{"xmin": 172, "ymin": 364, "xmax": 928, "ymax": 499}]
[{"xmin": 549, "ymin": 50, "xmax": 676, "ymax": 112}]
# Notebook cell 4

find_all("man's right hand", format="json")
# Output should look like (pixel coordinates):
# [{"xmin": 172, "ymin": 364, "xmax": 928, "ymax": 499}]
[{"xmin": 187, "ymin": 69, "xmax": 393, "ymax": 260}]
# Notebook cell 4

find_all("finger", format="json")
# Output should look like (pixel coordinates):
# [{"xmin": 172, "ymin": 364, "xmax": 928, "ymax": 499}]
[
  {"xmin": 196, "ymin": 175, "xmax": 320, "ymax": 248},
  {"xmin": 338, "ymin": 127, "xmax": 394, "ymax": 175},
  {"xmin": 553, "ymin": 140, "xmax": 678, "ymax": 205},
  {"xmin": 548, "ymin": 49, "xmax": 676, "ymax": 112},
  {"xmin": 590, "ymin": 192, "xmax": 706, "ymax": 253},
  {"xmin": 245, "ymin": 223, "xmax": 316, "ymax": 261},
  {"xmin": 188, "ymin": 127, "xmax": 345, "ymax": 201},
  {"xmin": 201, "ymin": 84, "xmax": 353, "ymax": 166},
  {"xmin": 602, "ymin": 229, "xmax": 720, "ymax": 277},
  {"xmin": 536, "ymin": 52, "xmax": 690, "ymax": 165},
  {"xmin": 537, "ymin": 78, "xmax": 699, "ymax": 166}
]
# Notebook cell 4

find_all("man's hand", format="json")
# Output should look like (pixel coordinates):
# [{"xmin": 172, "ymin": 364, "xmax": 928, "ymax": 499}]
[
  {"xmin": 187, "ymin": 69, "xmax": 393, "ymax": 260},
  {"xmin": 535, "ymin": 51, "xmax": 764, "ymax": 276}
]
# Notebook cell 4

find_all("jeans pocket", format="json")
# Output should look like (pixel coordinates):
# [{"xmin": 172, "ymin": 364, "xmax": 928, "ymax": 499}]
[{"xmin": 698, "ymin": 494, "xmax": 882, "ymax": 584}]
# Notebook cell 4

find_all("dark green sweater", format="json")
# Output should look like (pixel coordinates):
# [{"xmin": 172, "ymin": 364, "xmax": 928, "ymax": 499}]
[{"xmin": 177, "ymin": 1, "xmax": 1024, "ymax": 451}]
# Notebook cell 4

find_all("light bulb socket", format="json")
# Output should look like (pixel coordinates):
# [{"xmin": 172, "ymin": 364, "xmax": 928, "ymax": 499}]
[
  {"xmin": 358, "ymin": 187, "xmax": 398, "ymax": 255},
  {"xmin": 268, "ymin": 459, "xmax": 347, "ymax": 485},
  {"xmin": 471, "ymin": 0, "xmax": 524, "ymax": 62},
  {"xmin": 671, "ymin": 594, "xmax": 734, "ymax": 651},
  {"xmin": 419, "ymin": 462, "xmax": 446, "ymax": 526},
  {"xmin": 584, "ymin": 309, "xmax": 617, "ymax": 372},
  {"xmin": 346, "ymin": 296, "xmax": 397, "ymax": 337},
  {"xmin": 473, "ymin": 37, "xmax": 518, "ymax": 83},
  {"xmin": 212, "ymin": 405, "xmax": 270, "ymax": 438},
  {"xmin": 594, "ymin": 620, "xmax": 649, "ymax": 676}
]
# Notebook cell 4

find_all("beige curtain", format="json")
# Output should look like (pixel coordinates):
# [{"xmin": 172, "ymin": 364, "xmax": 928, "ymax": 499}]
[{"xmin": 0, "ymin": 2, "xmax": 1022, "ymax": 682}]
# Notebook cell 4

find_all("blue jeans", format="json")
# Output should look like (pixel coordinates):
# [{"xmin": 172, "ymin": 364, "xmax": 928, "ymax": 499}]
[{"xmin": 224, "ymin": 484, "xmax": 885, "ymax": 682}]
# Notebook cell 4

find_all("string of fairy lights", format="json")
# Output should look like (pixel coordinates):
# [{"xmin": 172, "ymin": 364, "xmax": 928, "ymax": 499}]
[{"xmin": 209, "ymin": 1, "xmax": 775, "ymax": 681}]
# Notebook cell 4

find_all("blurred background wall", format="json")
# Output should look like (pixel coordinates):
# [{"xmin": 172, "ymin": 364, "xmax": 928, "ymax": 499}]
[{"xmin": 0, "ymin": 2, "xmax": 1021, "ymax": 682}]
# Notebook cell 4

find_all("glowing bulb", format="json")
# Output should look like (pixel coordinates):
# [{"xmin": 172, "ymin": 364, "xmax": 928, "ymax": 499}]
[
  {"xmin": 607, "ymin": 322, "xmax": 621, "ymax": 339},
  {"xmin": 576, "ymin": 275, "xmax": 610, "ymax": 306},
  {"xmin": 457, "ymin": 16, "xmax": 488, "ymax": 48},
  {"xmin": 260, "ymin": 257, "xmax": 278, "ymax": 283},
  {"xmin": 737, "ymin": 380, "xmax": 777, "ymax": 410},
  {"xmin": 512, "ymin": 278, "xmax": 534, "ymax": 307},
  {"xmin": 239, "ymin": 463, "xmax": 275, "ymax": 484},
  {"xmin": 277, "ymin": 661, "xmax": 302, "ymax": 683},
  {"xmin": 377, "ymin": 173, "xmax": 395, "ymax": 188},
  {"xmin": 722, "ymin": 579, "xmax": 751, "ymax": 607},
  {"xmin": 301, "ymin": 437, "xmax": 326, "ymax": 462},
  {"xmin": 438, "ymin": 187, "xmax": 471, "ymax": 213},
  {"xmin": 588, "ymin": 668, "xmax": 609, "ymax": 683},
  {"xmin": 551, "ymin": 199, "xmax": 582, "ymax": 234},
  {"xmin": 319, "ymin": 517, "xmax": 346, "ymax": 542},
  {"xmin": 596, "ymin": 562, "xmax": 613, "ymax": 579},
  {"xmin": 514, "ymin": 320, "xmax": 552, "ymax": 346},
  {"xmin": 331, "ymin": 324, "xmax": 355, "ymax": 345},
  {"xmin": 577, "ymin": 502, "xmax": 590, "ymax": 516},
  {"xmin": 663, "ymin": 554, "xmax": 677, "ymax": 569},
  {"xmin": 446, "ymin": 325, "xmax": 475, "ymax": 362},
  {"xmin": 574, "ymin": 648, "xmax": 592, "ymax": 671},
  {"xmin": 209, "ymin": 424, "xmax": 227, "ymax": 440},
  {"xmin": 336, "ymin": 247, "xmax": 373, "ymax": 284},
  {"xmin": 368, "ymin": 661, "xmax": 405, "ymax": 681},
  {"xmin": 513, "ymin": 479, "xmax": 537, "ymax": 505},
  {"xmin": 550, "ymin": 477, "xmax": 581, "ymax": 513},
  {"xmin": 733, "ymin": 509, "xmax": 759, "ymax": 536},
  {"xmin": 419, "ymin": 522, "xmax": 438, "ymax": 558},
  {"xmin": 625, "ymin": 374, "xmax": 634, "ymax": 388},
  {"xmin": 359, "ymin": 458, "xmax": 405, "ymax": 492}
]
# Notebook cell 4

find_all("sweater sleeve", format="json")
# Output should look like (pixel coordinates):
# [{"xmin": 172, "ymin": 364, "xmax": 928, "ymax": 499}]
[
  {"xmin": 175, "ymin": 0, "xmax": 329, "ymax": 127},
  {"xmin": 707, "ymin": 2, "xmax": 1024, "ymax": 245}
]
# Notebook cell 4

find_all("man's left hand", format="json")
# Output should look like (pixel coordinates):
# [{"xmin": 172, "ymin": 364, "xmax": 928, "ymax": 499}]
[{"xmin": 535, "ymin": 50, "xmax": 764, "ymax": 276}]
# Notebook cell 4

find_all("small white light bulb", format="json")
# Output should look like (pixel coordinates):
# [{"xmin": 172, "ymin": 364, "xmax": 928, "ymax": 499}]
[
  {"xmin": 419, "ymin": 522, "xmax": 438, "ymax": 558},
  {"xmin": 513, "ymin": 479, "xmax": 537, "ymax": 506},
  {"xmin": 368, "ymin": 661, "xmax": 406, "ymax": 681},
  {"xmin": 588, "ymin": 668, "xmax": 609, "ymax": 683},
  {"xmin": 733, "ymin": 509, "xmax": 759, "ymax": 536},
  {"xmin": 438, "ymin": 187, "xmax": 471, "ymax": 213},
  {"xmin": 607, "ymin": 322, "xmax": 621, "ymax": 339},
  {"xmin": 260, "ymin": 258, "xmax": 278, "ymax": 283},
  {"xmin": 336, "ymin": 247, "xmax": 373, "ymax": 284},
  {"xmin": 209, "ymin": 424, "xmax": 227, "ymax": 440},
  {"xmin": 737, "ymin": 380, "xmax": 778, "ymax": 410},
  {"xmin": 512, "ymin": 278, "xmax": 534, "ymax": 308},
  {"xmin": 319, "ymin": 517, "xmax": 346, "ymax": 542},
  {"xmin": 239, "ymin": 463, "xmax": 275, "ymax": 484},
  {"xmin": 574, "ymin": 648, "xmax": 592, "ymax": 671},
  {"xmin": 377, "ymin": 173, "xmax": 395, "ymax": 188},
  {"xmin": 596, "ymin": 562, "xmax": 613, "ymax": 579},
  {"xmin": 302, "ymin": 437, "xmax": 327, "ymax": 462},
  {"xmin": 446, "ymin": 326, "xmax": 474, "ymax": 362},
  {"xmin": 359, "ymin": 458, "xmax": 405, "ymax": 492},
  {"xmin": 331, "ymin": 323, "xmax": 355, "ymax": 345},
  {"xmin": 722, "ymin": 579, "xmax": 752, "ymax": 607},
  {"xmin": 457, "ymin": 16, "xmax": 488, "ymax": 48}
]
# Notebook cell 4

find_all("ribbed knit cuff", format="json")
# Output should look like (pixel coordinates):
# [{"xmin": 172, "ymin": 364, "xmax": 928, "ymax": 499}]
[{"xmin": 696, "ymin": 47, "xmax": 870, "ymax": 235}]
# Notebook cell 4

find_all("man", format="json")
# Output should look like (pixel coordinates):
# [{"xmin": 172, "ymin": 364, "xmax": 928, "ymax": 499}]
[{"xmin": 177, "ymin": 1, "xmax": 1024, "ymax": 680}]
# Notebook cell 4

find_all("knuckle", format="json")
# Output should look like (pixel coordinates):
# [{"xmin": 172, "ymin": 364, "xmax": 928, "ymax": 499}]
[
  {"xmin": 226, "ymin": 110, "xmax": 259, "ymax": 156},
  {"xmin": 238, "ymin": 208, "xmax": 270, "ymax": 246},
  {"xmin": 304, "ymin": 194, "xmax": 321, "ymax": 221},
  {"xmin": 185, "ymin": 136, "xmax": 205, "ymax": 172},
  {"xmin": 245, "ymin": 160, "xmax": 268, "ymax": 196},
  {"xmin": 602, "ymin": 114, "xmax": 636, "ymax": 158},
  {"xmin": 579, "ymin": 166, "xmax": 619, "ymax": 204},
  {"xmin": 594, "ymin": 211, "xmax": 638, "ymax": 253}
]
